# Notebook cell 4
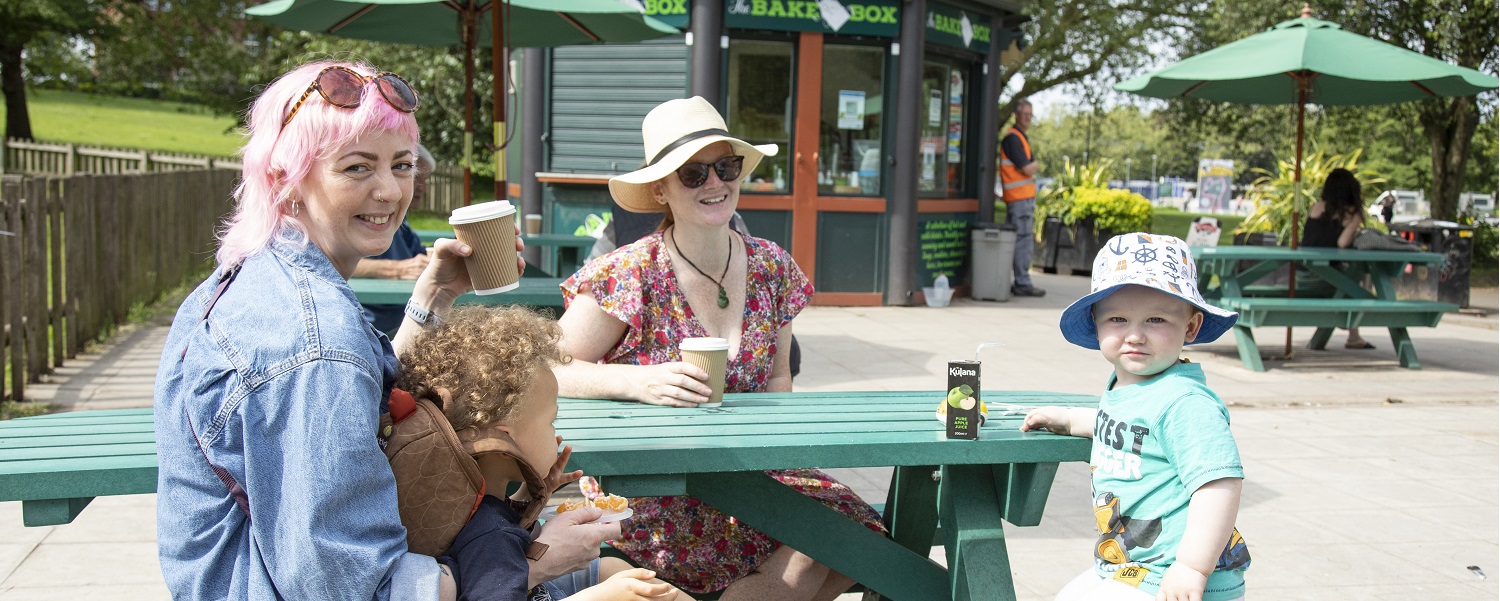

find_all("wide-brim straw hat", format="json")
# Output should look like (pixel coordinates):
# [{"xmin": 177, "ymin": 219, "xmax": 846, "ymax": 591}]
[
  {"xmin": 1058, "ymin": 233, "xmax": 1238, "ymax": 350},
  {"xmin": 609, "ymin": 96, "xmax": 778, "ymax": 213}
]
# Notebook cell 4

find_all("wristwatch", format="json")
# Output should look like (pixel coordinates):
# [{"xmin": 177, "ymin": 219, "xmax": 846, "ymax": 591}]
[{"xmin": 404, "ymin": 298, "xmax": 438, "ymax": 326}]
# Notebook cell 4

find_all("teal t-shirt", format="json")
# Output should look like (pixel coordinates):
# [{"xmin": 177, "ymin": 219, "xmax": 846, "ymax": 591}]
[{"xmin": 1089, "ymin": 361, "xmax": 1251, "ymax": 600}]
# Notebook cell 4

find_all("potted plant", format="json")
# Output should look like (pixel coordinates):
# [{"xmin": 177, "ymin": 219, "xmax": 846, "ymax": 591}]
[{"xmin": 1035, "ymin": 159, "xmax": 1154, "ymax": 274}]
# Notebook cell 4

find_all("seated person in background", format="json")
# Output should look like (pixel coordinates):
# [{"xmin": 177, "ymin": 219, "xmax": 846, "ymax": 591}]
[
  {"xmin": 396, "ymin": 305, "xmax": 694, "ymax": 601},
  {"xmin": 1301, "ymin": 168, "xmax": 1373, "ymax": 349},
  {"xmin": 357, "ymin": 144, "xmax": 436, "ymax": 333}
]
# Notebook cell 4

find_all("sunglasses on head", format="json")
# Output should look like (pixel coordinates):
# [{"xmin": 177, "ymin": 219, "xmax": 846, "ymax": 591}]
[
  {"xmin": 281, "ymin": 66, "xmax": 419, "ymax": 128},
  {"xmin": 675, "ymin": 155, "xmax": 744, "ymax": 189}
]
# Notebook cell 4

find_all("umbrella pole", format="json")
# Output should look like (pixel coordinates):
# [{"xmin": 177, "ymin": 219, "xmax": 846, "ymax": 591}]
[
  {"xmin": 462, "ymin": 9, "xmax": 477, "ymax": 207},
  {"xmin": 1285, "ymin": 77, "xmax": 1309, "ymax": 357},
  {"xmin": 493, "ymin": 2, "xmax": 507, "ymax": 202}
]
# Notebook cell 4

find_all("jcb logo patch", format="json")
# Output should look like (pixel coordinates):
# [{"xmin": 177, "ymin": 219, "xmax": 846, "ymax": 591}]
[{"xmin": 1111, "ymin": 566, "xmax": 1149, "ymax": 588}]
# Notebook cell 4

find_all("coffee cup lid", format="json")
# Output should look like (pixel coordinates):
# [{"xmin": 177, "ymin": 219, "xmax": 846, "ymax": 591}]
[
  {"xmin": 449, "ymin": 200, "xmax": 516, "ymax": 224},
  {"xmin": 680, "ymin": 337, "xmax": 729, "ymax": 351}
]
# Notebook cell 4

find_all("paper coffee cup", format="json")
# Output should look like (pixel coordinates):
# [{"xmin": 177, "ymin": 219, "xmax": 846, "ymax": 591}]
[
  {"xmin": 449, "ymin": 200, "xmax": 520, "ymax": 295},
  {"xmin": 680, "ymin": 337, "xmax": 729, "ymax": 407},
  {"xmin": 524, "ymin": 214, "xmax": 543, "ymax": 236}
]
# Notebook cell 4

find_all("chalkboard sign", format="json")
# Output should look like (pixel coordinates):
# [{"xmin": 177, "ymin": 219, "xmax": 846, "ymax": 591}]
[{"xmin": 918, "ymin": 216, "xmax": 972, "ymax": 286}]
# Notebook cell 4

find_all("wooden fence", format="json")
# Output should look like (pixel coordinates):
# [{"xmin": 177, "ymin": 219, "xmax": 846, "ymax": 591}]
[
  {"xmin": 0, "ymin": 170, "xmax": 238, "ymax": 403},
  {"xmin": 4, "ymin": 138, "xmax": 243, "ymax": 176},
  {"xmin": 3, "ymin": 138, "xmax": 467, "ymax": 214}
]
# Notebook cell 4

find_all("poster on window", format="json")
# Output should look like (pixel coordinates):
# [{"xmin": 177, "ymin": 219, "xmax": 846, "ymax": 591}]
[
  {"xmin": 838, "ymin": 90, "xmax": 865, "ymax": 130},
  {"xmin": 928, "ymin": 89, "xmax": 942, "ymax": 126},
  {"xmin": 947, "ymin": 71, "xmax": 963, "ymax": 162}
]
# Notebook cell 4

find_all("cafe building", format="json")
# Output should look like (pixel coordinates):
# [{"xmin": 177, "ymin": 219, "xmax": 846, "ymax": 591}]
[{"xmin": 513, "ymin": 0, "xmax": 1029, "ymax": 305}]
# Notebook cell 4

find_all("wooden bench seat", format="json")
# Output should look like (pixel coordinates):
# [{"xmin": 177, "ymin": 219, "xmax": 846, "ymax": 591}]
[{"xmin": 1210, "ymin": 297, "xmax": 1457, "ymax": 371}]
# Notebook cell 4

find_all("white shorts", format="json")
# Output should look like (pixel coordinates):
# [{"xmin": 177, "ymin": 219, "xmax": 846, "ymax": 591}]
[{"xmin": 1054, "ymin": 568, "xmax": 1244, "ymax": 601}]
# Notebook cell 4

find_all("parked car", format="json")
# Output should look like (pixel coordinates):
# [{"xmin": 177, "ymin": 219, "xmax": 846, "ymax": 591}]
[
  {"xmin": 1460, "ymin": 192, "xmax": 1495, "ymax": 217},
  {"xmin": 1369, "ymin": 189, "xmax": 1426, "ymax": 223}
]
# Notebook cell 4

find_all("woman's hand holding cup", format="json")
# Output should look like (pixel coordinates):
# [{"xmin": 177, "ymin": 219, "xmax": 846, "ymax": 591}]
[
  {"xmin": 632, "ymin": 362, "xmax": 713, "ymax": 407},
  {"xmin": 414, "ymin": 237, "xmax": 476, "ymax": 308}
]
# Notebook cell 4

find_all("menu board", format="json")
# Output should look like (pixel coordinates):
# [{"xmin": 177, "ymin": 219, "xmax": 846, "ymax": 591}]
[{"xmin": 919, "ymin": 217, "xmax": 971, "ymax": 284}]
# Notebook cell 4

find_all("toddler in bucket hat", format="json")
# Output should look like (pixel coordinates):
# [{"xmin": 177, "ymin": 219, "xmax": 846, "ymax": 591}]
[
  {"xmin": 1058, "ymin": 232, "xmax": 1237, "ymax": 350},
  {"xmin": 1023, "ymin": 233, "xmax": 1253, "ymax": 601}
]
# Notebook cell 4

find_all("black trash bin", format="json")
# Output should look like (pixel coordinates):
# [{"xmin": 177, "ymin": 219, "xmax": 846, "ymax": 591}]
[{"xmin": 1389, "ymin": 219, "xmax": 1476, "ymax": 307}]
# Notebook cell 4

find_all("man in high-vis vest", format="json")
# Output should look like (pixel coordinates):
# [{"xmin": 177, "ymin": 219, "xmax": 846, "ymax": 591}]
[{"xmin": 996, "ymin": 99, "xmax": 1045, "ymax": 297}]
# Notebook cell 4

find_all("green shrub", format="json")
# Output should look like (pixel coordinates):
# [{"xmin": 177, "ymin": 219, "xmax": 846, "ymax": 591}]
[
  {"xmin": 1036, "ymin": 158, "xmax": 1153, "ymax": 235},
  {"xmin": 1067, "ymin": 187, "xmax": 1154, "ymax": 233}
]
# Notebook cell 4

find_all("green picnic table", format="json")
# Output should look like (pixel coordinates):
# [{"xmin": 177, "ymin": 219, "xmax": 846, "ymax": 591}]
[
  {"xmin": 415, "ymin": 230, "xmax": 596, "ymax": 278},
  {"xmin": 348, "ymin": 276, "xmax": 565, "ymax": 312},
  {"xmin": 0, "ymin": 391, "xmax": 1096, "ymax": 601},
  {"xmin": 558, "ymin": 391, "xmax": 1096, "ymax": 601},
  {"xmin": 1191, "ymin": 246, "xmax": 1457, "ymax": 371}
]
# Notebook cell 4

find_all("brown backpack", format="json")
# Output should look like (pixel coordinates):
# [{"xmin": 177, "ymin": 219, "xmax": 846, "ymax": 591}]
[{"xmin": 378, "ymin": 388, "xmax": 550, "ymax": 557}]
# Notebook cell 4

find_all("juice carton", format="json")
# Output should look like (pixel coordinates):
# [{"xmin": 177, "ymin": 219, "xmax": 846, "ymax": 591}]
[{"xmin": 946, "ymin": 360, "xmax": 981, "ymax": 439}]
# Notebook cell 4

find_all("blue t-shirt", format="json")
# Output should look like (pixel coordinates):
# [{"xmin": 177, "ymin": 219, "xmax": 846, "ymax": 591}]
[
  {"xmin": 1089, "ymin": 360, "xmax": 1251, "ymax": 600},
  {"xmin": 362, "ymin": 222, "xmax": 426, "ymax": 333}
]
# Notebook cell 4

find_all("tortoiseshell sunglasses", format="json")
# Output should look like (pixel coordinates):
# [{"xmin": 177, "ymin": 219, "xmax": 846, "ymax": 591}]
[{"xmin": 281, "ymin": 66, "xmax": 419, "ymax": 128}]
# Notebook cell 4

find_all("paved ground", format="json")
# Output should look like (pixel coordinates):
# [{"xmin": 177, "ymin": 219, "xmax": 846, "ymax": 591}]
[{"xmin": 3, "ymin": 271, "xmax": 1496, "ymax": 600}]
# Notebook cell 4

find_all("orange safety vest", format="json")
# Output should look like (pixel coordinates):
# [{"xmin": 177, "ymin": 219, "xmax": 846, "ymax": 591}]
[{"xmin": 998, "ymin": 127, "xmax": 1036, "ymax": 202}]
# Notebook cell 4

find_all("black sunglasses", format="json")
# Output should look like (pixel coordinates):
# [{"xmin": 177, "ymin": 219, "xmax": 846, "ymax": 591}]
[
  {"xmin": 282, "ymin": 66, "xmax": 419, "ymax": 128},
  {"xmin": 675, "ymin": 155, "xmax": 744, "ymax": 189}
]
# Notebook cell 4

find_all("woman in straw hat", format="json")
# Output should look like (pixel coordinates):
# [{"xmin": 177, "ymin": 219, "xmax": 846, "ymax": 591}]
[{"xmin": 554, "ymin": 97, "xmax": 884, "ymax": 599}]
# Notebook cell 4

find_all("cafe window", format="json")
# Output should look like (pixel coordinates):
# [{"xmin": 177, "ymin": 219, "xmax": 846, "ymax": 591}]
[
  {"xmin": 819, "ymin": 44, "xmax": 885, "ymax": 196},
  {"xmin": 919, "ymin": 58, "xmax": 969, "ymax": 197},
  {"xmin": 727, "ymin": 40, "xmax": 794, "ymax": 194}
]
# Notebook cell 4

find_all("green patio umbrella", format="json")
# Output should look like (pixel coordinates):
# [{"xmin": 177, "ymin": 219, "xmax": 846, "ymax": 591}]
[
  {"xmin": 247, "ymin": 0, "xmax": 677, "ymax": 202},
  {"xmin": 1115, "ymin": 5, "xmax": 1497, "ymax": 355},
  {"xmin": 1116, "ymin": 5, "xmax": 1497, "ymax": 244}
]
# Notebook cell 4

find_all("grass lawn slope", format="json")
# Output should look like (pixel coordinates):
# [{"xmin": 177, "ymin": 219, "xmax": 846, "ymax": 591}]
[{"xmin": 0, "ymin": 89, "xmax": 244, "ymax": 157}]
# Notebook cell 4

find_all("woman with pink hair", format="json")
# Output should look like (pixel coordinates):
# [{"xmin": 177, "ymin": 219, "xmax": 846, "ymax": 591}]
[{"xmin": 152, "ymin": 61, "xmax": 604, "ymax": 600}]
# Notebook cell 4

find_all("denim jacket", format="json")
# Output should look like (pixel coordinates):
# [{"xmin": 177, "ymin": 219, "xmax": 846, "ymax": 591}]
[{"xmin": 154, "ymin": 236, "xmax": 439, "ymax": 600}]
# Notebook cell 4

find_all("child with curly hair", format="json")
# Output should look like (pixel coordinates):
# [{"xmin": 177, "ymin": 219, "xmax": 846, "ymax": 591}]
[{"xmin": 397, "ymin": 306, "xmax": 693, "ymax": 601}]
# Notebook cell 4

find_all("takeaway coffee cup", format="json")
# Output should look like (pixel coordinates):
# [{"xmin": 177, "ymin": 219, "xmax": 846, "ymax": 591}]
[
  {"xmin": 524, "ymin": 213, "xmax": 543, "ymax": 236},
  {"xmin": 449, "ymin": 200, "xmax": 520, "ymax": 295},
  {"xmin": 680, "ymin": 337, "xmax": 729, "ymax": 407}
]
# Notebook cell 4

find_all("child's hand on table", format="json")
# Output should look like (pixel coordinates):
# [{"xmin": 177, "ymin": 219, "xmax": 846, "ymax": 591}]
[{"xmin": 1020, "ymin": 407, "xmax": 1072, "ymax": 435}]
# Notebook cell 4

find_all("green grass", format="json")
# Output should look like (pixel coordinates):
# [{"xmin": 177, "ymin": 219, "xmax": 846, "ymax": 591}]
[
  {"xmin": 1150, "ymin": 209, "xmax": 1247, "ymax": 246},
  {"xmin": 1, "ymin": 89, "xmax": 244, "ymax": 157},
  {"xmin": 406, "ymin": 210, "xmax": 453, "ymax": 230}
]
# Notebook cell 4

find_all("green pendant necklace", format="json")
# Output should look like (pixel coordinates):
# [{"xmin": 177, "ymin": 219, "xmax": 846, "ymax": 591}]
[{"xmin": 670, "ymin": 228, "xmax": 732, "ymax": 308}]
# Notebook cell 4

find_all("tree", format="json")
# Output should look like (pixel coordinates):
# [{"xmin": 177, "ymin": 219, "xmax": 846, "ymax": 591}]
[
  {"xmin": 0, "ymin": 0, "xmax": 104, "ymax": 139},
  {"xmin": 244, "ymin": 33, "xmax": 491, "ymax": 179},
  {"xmin": 998, "ymin": 0, "xmax": 1195, "ymax": 124},
  {"xmin": 87, "ymin": 6, "xmax": 487, "ymax": 173},
  {"xmin": 1362, "ymin": 0, "xmax": 1498, "ymax": 220},
  {"xmin": 90, "ymin": 2, "xmax": 279, "ymax": 108}
]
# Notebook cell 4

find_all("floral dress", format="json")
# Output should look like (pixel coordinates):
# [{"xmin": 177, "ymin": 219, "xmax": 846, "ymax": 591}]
[{"xmin": 560, "ymin": 231, "xmax": 887, "ymax": 594}]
